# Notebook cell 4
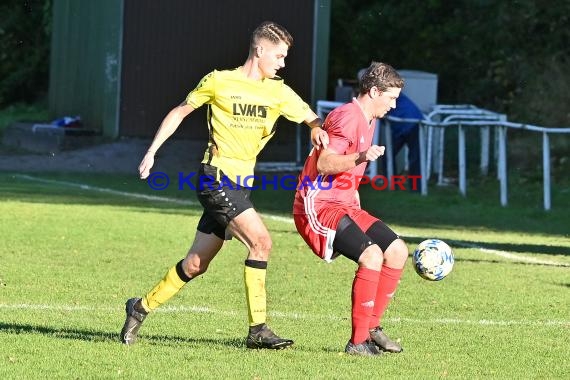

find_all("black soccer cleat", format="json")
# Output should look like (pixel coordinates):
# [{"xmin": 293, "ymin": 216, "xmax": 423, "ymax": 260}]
[
  {"xmin": 245, "ymin": 324, "xmax": 294, "ymax": 350},
  {"xmin": 120, "ymin": 298, "xmax": 148, "ymax": 345},
  {"xmin": 369, "ymin": 326, "xmax": 403, "ymax": 353},
  {"xmin": 344, "ymin": 339, "xmax": 383, "ymax": 356}
]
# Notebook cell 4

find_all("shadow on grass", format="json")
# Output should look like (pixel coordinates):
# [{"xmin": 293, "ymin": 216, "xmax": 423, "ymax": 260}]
[
  {"xmin": 451, "ymin": 257, "xmax": 569, "ymax": 268},
  {"xmin": 403, "ymin": 235, "xmax": 570, "ymax": 258},
  {"xmin": 0, "ymin": 173, "xmax": 201, "ymax": 218},
  {"xmin": 0, "ymin": 322, "xmax": 245, "ymax": 348},
  {"xmin": 0, "ymin": 322, "xmax": 377, "ymax": 354}
]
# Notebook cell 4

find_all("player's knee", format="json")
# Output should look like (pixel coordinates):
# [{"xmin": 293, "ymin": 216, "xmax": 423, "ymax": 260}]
[
  {"xmin": 249, "ymin": 234, "xmax": 272, "ymax": 258},
  {"xmin": 358, "ymin": 244, "xmax": 383, "ymax": 270},
  {"xmin": 183, "ymin": 255, "xmax": 209, "ymax": 277},
  {"xmin": 385, "ymin": 238, "xmax": 408, "ymax": 267}
]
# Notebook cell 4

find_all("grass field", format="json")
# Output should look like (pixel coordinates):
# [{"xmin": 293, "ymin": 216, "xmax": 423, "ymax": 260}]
[{"xmin": 1, "ymin": 171, "xmax": 569, "ymax": 379}]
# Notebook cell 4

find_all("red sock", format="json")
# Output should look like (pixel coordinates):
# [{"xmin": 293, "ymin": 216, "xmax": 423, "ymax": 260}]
[
  {"xmin": 351, "ymin": 267, "xmax": 380, "ymax": 344},
  {"xmin": 370, "ymin": 265, "xmax": 403, "ymax": 329}
]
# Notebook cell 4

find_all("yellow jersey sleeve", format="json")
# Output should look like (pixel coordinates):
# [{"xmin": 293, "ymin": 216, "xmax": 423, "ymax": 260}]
[
  {"xmin": 185, "ymin": 71, "xmax": 215, "ymax": 108},
  {"xmin": 279, "ymin": 83, "xmax": 311, "ymax": 123}
]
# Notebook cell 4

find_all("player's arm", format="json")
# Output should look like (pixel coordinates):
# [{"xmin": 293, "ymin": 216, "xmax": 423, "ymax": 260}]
[
  {"xmin": 303, "ymin": 110, "xmax": 328, "ymax": 150},
  {"xmin": 139, "ymin": 102, "xmax": 195, "ymax": 179},
  {"xmin": 317, "ymin": 145, "xmax": 385, "ymax": 176}
]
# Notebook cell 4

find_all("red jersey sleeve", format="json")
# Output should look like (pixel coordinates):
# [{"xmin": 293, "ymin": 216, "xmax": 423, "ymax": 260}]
[{"xmin": 324, "ymin": 107, "xmax": 358, "ymax": 154}]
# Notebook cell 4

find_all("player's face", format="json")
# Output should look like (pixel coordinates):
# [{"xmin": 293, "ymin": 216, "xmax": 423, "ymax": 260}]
[
  {"xmin": 371, "ymin": 86, "xmax": 401, "ymax": 118},
  {"xmin": 257, "ymin": 39, "xmax": 288, "ymax": 78}
]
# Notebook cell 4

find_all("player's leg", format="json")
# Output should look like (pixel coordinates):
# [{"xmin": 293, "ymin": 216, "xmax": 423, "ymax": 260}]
[
  {"xmin": 142, "ymin": 230, "xmax": 225, "ymax": 311},
  {"xmin": 196, "ymin": 164, "xmax": 292, "ymax": 349},
  {"xmin": 364, "ymin": 219, "xmax": 408, "ymax": 353},
  {"xmin": 333, "ymin": 215, "xmax": 383, "ymax": 356},
  {"xmin": 120, "ymin": 213, "xmax": 225, "ymax": 345},
  {"xmin": 228, "ymin": 208, "xmax": 293, "ymax": 349}
]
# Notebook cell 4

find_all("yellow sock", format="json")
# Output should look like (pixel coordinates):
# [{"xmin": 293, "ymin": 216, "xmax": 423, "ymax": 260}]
[
  {"xmin": 244, "ymin": 260, "xmax": 267, "ymax": 326},
  {"xmin": 141, "ymin": 260, "xmax": 190, "ymax": 312}
]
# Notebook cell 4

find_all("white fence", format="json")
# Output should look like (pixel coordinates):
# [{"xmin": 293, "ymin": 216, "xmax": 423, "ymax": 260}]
[{"xmin": 316, "ymin": 100, "xmax": 570, "ymax": 211}]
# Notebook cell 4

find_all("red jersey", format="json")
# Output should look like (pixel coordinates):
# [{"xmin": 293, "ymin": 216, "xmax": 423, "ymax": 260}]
[{"xmin": 293, "ymin": 99, "xmax": 376, "ymax": 215}]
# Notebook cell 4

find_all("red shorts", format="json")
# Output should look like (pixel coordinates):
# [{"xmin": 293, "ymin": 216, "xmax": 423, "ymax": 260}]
[{"xmin": 294, "ymin": 206, "xmax": 378, "ymax": 262}]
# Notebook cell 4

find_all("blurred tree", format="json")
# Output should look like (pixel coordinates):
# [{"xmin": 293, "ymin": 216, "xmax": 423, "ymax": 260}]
[
  {"xmin": 0, "ymin": 0, "xmax": 51, "ymax": 106},
  {"xmin": 329, "ymin": 0, "xmax": 570, "ymax": 126}
]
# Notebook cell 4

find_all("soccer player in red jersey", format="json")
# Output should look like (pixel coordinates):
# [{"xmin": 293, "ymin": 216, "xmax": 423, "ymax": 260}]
[{"xmin": 293, "ymin": 62, "xmax": 409, "ymax": 356}]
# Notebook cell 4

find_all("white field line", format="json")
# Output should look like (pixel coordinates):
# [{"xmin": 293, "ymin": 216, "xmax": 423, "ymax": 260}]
[
  {"xmin": 0, "ymin": 303, "xmax": 568, "ymax": 328},
  {"xmin": 13, "ymin": 174, "xmax": 569, "ymax": 266}
]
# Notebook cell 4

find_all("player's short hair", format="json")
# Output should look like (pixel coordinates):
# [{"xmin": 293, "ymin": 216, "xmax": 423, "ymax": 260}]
[
  {"xmin": 251, "ymin": 21, "xmax": 293, "ymax": 52},
  {"xmin": 358, "ymin": 62, "xmax": 404, "ymax": 94}
]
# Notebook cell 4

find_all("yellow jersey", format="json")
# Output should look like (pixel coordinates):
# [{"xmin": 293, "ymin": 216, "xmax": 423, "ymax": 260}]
[{"xmin": 185, "ymin": 68, "xmax": 310, "ymax": 183}]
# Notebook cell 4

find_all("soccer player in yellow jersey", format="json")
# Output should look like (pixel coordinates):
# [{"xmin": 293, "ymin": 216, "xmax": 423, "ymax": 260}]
[{"xmin": 120, "ymin": 21, "xmax": 328, "ymax": 349}]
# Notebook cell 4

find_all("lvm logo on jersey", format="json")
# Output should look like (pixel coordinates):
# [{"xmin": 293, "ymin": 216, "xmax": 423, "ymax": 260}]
[{"xmin": 232, "ymin": 103, "xmax": 268, "ymax": 118}]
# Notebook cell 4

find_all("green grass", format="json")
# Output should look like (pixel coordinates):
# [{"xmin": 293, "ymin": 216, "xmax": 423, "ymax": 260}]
[{"xmin": 1, "ymin": 172, "xmax": 569, "ymax": 379}]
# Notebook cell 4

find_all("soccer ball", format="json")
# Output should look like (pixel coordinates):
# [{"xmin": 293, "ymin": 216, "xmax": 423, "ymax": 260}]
[{"xmin": 412, "ymin": 239, "xmax": 454, "ymax": 281}]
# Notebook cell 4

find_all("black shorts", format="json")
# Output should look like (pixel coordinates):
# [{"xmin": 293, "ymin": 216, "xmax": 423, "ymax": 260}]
[
  {"xmin": 195, "ymin": 164, "xmax": 253, "ymax": 240},
  {"xmin": 333, "ymin": 215, "xmax": 399, "ymax": 263}
]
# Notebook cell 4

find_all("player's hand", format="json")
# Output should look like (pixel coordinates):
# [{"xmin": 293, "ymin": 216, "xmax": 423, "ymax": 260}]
[
  {"xmin": 311, "ymin": 127, "xmax": 329, "ymax": 150},
  {"xmin": 364, "ymin": 145, "xmax": 385, "ymax": 161},
  {"xmin": 138, "ymin": 151, "xmax": 155, "ymax": 179}
]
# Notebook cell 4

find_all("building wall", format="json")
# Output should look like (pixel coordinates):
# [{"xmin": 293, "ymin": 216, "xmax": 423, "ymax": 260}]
[
  {"xmin": 48, "ymin": 0, "xmax": 330, "ymax": 156},
  {"xmin": 49, "ymin": 0, "xmax": 122, "ymax": 138},
  {"xmin": 119, "ymin": 0, "xmax": 321, "ymax": 141}
]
